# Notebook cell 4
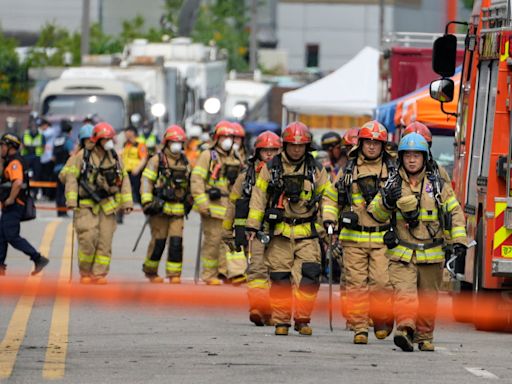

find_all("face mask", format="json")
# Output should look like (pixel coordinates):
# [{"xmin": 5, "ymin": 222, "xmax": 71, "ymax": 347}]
[
  {"xmin": 103, "ymin": 139, "xmax": 114, "ymax": 151},
  {"xmin": 232, "ymin": 143, "xmax": 240, "ymax": 152},
  {"xmin": 220, "ymin": 138, "xmax": 233, "ymax": 152},
  {"xmin": 169, "ymin": 142, "xmax": 182, "ymax": 154}
]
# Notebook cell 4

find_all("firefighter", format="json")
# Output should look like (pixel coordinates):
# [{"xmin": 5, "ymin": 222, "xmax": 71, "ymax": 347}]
[
  {"xmin": 223, "ymin": 131, "xmax": 282, "ymax": 325},
  {"xmin": 368, "ymin": 133, "xmax": 467, "ymax": 352},
  {"xmin": 138, "ymin": 119, "xmax": 160, "ymax": 157},
  {"xmin": 53, "ymin": 120, "xmax": 75, "ymax": 217},
  {"xmin": 0, "ymin": 133, "xmax": 49, "ymax": 276},
  {"xmin": 191, "ymin": 120, "xmax": 242, "ymax": 285},
  {"xmin": 58, "ymin": 124, "xmax": 94, "ymax": 185},
  {"xmin": 321, "ymin": 132, "xmax": 343, "ymax": 174},
  {"xmin": 246, "ymin": 122, "xmax": 329, "ymax": 336},
  {"xmin": 63, "ymin": 123, "xmax": 133, "ymax": 284},
  {"xmin": 231, "ymin": 122, "xmax": 247, "ymax": 164},
  {"xmin": 140, "ymin": 125, "xmax": 191, "ymax": 284},
  {"xmin": 322, "ymin": 120, "xmax": 396, "ymax": 344}
]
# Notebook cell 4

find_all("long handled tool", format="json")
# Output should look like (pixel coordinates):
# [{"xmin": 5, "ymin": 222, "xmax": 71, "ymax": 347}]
[
  {"xmin": 194, "ymin": 220, "xmax": 203, "ymax": 284},
  {"xmin": 69, "ymin": 210, "xmax": 75, "ymax": 283},
  {"xmin": 132, "ymin": 215, "xmax": 150, "ymax": 253},
  {"xmin": 327, "ymin": 225, "xmax": 334, "ymax": 332}
]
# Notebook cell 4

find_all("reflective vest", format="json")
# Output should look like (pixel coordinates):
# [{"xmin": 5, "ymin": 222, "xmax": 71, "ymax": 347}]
[
  {"xmin": 22, "ymin": 131, "xmax": 44, "ymax": 157},
  {"xmin": 139, "ymin": 133, "xmax": 158, "ymax": 153},
  {"xmin": 122, "ymin": 141, "xmax": 144, "ymax": 172}
]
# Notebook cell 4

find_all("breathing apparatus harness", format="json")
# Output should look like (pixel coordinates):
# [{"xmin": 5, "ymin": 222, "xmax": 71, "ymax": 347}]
[{"xmin": 205, "ymin": 149, "xmax": 241, "ymax": 201}]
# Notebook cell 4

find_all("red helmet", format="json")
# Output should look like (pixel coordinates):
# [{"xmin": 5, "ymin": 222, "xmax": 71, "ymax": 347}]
[
  {"xmin": 213, "ymin": 120, "xmax": 235, "ymax": 141},
  {"xmin": 358, "ymin": 120, "xmax": 387, "ymax": 143},
  {"xmin": 231, "ymin": 122, "xmax": 246, "ymax": 138},
  {"xmin": 91, "ymin": 122, "xmax": 115, "ymax": 143},
  {"xmin": 282, "ymin": 122, "xmax": 311, "ymax": 144},
  {"xmin": 163, "ymin": 125, "xmax": 187, "ymax": 144},
  {"xmin": 343, "ymin": 128, "xmax": 359, "ymax": 147},
  {"xmin": 255, "ymin": 131, "xmax": 282, "ymax": 149},
  {"xmin": 403, "ymin": 122, "xmax": 432, "ymax": 144}
]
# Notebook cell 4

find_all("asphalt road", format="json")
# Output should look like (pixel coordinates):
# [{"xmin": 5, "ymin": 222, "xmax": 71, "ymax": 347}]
[{"xmin": 0, "ymin": 205, "xmax": 511, "ymax": 383}]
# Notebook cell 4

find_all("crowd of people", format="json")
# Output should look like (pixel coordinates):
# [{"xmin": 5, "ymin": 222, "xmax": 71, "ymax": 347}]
[{"xmin": 0, "ymin": 115, "xmax": 468, "ymax": 352}]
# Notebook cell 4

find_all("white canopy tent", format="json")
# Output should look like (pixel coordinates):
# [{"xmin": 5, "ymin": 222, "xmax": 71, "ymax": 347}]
[{"xmin": 282, "ymin": 46, "xmax": 379, "ymax": 116}]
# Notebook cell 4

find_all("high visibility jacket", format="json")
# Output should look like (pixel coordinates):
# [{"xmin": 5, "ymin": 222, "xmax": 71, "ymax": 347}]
[
  {"xmin": 138, "ymin": 133, "xmax": 159, "ymax": 155},
  {"xmin": 140, "ymin": 149, "xmax": 190, "ymax": 217},
  {"xmin": 368, "ymin": 167, "xmax": 467, "ymax": 264},
  {"xmin": 121, "ymin": 139, "xmax": 147, "ymax": 172},
  {"xmin": 21, "ymin": 130, "xmax": 44, "ymax": 157},
  {"xmin": 246, "ymin": 153, "xmax": 330, "ymax": 239},
  {"xmin": 190, "ymin": 146, "xmax": 241, "ymax": 220},
  {"xmin": 322, "ymin": 152, "xmax": 395, "ymax": 248},
  {"xmin": 63, "ymin": 147, "xmax": 133, "ymax": 214}
]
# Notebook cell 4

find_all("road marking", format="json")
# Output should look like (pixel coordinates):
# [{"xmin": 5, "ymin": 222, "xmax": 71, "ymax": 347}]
[
  {"xmin": 0, "ymin": 220, "xmax": 60, "ymax": 379},
  {"xmin": 43, "ymin": 223, "xmax": 73, "ymax": 379},
  {"xmin": 465, "ymin": 367, "xmax": 499, "ymax": 379}
]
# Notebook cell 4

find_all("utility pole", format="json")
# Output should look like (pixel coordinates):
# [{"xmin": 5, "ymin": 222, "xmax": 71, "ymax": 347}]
[
  {"xmin": 379, "ymin": 0, "xmax": 385, "ymax": 49},
  {"xmin": 81, "ymin": 0, "xmax": 90, "ymax": 62},
  {"xmin": 249, "ymin": 0, "xmax": 258, "ymax": 72}
]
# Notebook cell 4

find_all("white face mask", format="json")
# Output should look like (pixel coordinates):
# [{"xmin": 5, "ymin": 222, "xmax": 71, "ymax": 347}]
[
  {"xmin": 220, "ymin": 137, "xmax": 233, "ymax": 152},
  {"xmin": 232, "ymin": 143, "xmax": 240, "ymax": 152},
  {"xmin": 169, "ymin": 142, "xmax": 182, "ymax": 154},
  {"xmin": 103, "ymin": 139, "xmax": 114, "ymax": 151}
]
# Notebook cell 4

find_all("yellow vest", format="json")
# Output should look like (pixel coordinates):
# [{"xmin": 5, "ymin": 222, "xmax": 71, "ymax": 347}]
[{"xmin": 122, "ymin": 141, "xmax": 142, "ymax": 172}]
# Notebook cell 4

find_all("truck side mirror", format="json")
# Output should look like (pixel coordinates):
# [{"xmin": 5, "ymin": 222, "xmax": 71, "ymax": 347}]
[
  {"xmin": 430, "ymin": 78, "xmax": 454, "ymax": 103},
  {"xmin": 433, "ymin": 34, "xmax": 457, "ymax": 77}
]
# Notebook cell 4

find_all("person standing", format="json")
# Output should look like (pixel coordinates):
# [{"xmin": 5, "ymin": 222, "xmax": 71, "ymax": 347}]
[
  {"xmin": 138, "ymin": 119, "xmax": 160, "ymax": 157},
  {"xmin": 21, "ymin": 117, "xmax": 45, "ymax": 197},
  {"xmin": 53, "ymin": 119, "xmax": 75, "ymax": 217}
]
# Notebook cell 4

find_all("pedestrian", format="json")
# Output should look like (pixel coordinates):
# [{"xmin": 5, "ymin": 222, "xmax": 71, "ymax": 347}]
[
  {"xmin": 368, "ymin": 133, "xmax": 467, "ymax": 352},
  {"xmin": 21, "ymin": 116, "xmax": 45, "ymax": 198},
  {"xmin": 322, "ymin": 120, "xmax": 396, "ymax": 344},
  {"xmin": 223, "ymin": 131, "xmax": 282, "ymax": 325},
  {"xmin": 53, "ymin": 119, "xmax": 75, "ymax": 217},
  {"xmin": 39, "ymin": 117, "xmax": 57, "ymax": 200},
  {"xmin": 140, "ymin": 125, "xmax": 191, "ymax": 284},
  {"xmin": 190, "ymin": 120, "xmax": 242, "ymax": 285},
  {"xmin": 138, "ymin": 118, "xmax": 160, "ymax": 157},
  {"xmin": 246, "ymin": 122, "xmax": 330, "ymax": 336},
  {"xmin": 63, "ymin": 123, "xmax": 133, "ymax": 284},
  {"xmin": 0, "ymin": 133, "xmax": 49, "ymax": 276}
]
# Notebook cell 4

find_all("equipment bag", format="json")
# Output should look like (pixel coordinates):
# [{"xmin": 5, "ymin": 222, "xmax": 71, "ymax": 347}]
[{"xmin": 21, "ymin": 194, "xmax": 36, "ymax": 222}]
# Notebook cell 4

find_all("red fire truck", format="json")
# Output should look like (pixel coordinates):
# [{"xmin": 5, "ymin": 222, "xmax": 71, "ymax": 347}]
[{"xmin": 430, "ymin": 0, "xmax": 512, "ymax": 331}]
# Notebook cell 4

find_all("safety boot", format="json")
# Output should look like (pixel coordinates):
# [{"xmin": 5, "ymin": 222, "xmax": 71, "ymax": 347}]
[
  {"xmin": 249, "ymin": 311, "xmax": 265, "ymax": 326},
  {"xmin": 418, "ymin": 341, "xmax": 435, "ymax": 352},
  {"xmin": 263, "ymin": 314, "xmax": 274, "ymax": 326},
  {"xmin": 294, "ymin": 322, "xmax": 313, "ymax": 336},
  {"xmin": 80, "ymin": 276, "xmax": 92, "ymax": 284},
  {"xmin": 147, "ymin": 275, "xmax": 164, "ymax": 284},
  {"xmin": 0, "ymin": 265, "xmax": 6, "ymax": 276},
  {"xmin": 274, "ymin": 324, "xmax": 290, "ymax": 336},
  {"xmin": 31, "ymin": 255, "xmax": 49, "ymax": 276},
  {"xmin": 374, "ymin": 322, "xmax": 393, "ymax": 340},
  {"xmin": 169, "ymin": 277, "xmax": 181, "ymax": 284},
  {"xmin": 393, "ymin": 327, "xmax": 414, "ymax": 352},
  {"xmin": 206, "ymin": 278, "xmax": 223, "ymax": 286},
  {"xmin": 231, "ymin": 275, "xmax": 246, "ymax": 286},
  {"xmin": 93, "ymin": 277, "xmax": 108, "ymax": 285},
  {"xmin": 353, "ymin": 332, "xmax": 368, "ymax": 345}
]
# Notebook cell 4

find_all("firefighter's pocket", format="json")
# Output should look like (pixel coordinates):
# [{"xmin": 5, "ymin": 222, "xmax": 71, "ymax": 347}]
[{"xmin": 299, "ymin": 179, "xmax": 314, "ymax": 200}]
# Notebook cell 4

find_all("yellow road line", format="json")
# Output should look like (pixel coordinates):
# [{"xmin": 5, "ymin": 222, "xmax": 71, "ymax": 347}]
[
  {"xmin": 43, "ymin": 223, "xmax": 73, "ymax": 379},
  {"xmin": 0, "ymin": 220, "xmax": 60, "ymax": 379}
]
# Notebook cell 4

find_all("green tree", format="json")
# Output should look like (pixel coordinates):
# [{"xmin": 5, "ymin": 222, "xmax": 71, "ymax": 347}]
[
  {"xmin": 0, "ymin": 28, "xmax": 28, "ymax": 104},
  {"xmin": 90, "ymin": 23, "xmax": 123, "ymax": 54}
]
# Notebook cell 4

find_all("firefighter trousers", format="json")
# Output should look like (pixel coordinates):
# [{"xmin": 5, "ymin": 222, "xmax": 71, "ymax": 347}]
[
  {"xmin": 246, "ymin": 240, "xmax": 271, "ymax": 317},
  {"xmin": 266, "ymin": 236, "xmax": 321, "ymax": 325},
  {"xmin": 343, "ymin": 245, "xmax": 393, "ymax": 333},
  {"xmin": 143, "ymin": 214, "xmax": 184, "ymax": 277},
  {"xmin": 200, "ymin": 216, "xmax": 227, "ymax": 282},
  {"xmin": 389, "ymin": 258, "xmax": 443, "ymax": 342},
  {"xmin": 74, "ymin": 207, "xmax": 117, "ymax": 278}
]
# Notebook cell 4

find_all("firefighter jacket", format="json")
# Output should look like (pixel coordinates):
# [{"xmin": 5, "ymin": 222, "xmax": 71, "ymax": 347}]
[
  {"xmin": 121, "ymin": 139, "xmax": 147, "ymax": 172},
  {"xmin": 63, "ymin": 146, "xmax": 133, "ymax": 215},
  {"xmin": 140, "ymin": 148, "xmax": 191, "ymax": 217},
  {"xmin": 368, "ymin": 167, "xmax": 467, "ymax": 264},
  {"xmin": 191, "ymin": 146, "xmax": 242, "ymax": 219},
  {"xmin": 322, "ymin": 152, "xmax": 397, "ymax": 248},
  {"xmin": 246, "ymin": 152, "xmax": 329, "ymax": 239},
  {"xmin": 21, "ymin": 130, "xmax": 45, "ymax": 157}
]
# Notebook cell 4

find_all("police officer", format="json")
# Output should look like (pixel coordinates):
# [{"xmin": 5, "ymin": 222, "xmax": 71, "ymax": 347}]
[
  {"xmin": 0, "ymin": 133, "xmax": 49, "ymax": 276},
  {"xmin": 246, "ymin": 122, "xmax": 330, "ymax": 336},
  {"xmin": 223, "ymin": 131, "xmax": 282, "ymax": 325},
  {"xmin": 63, "ymin": 123, "xmax": 133, "ymax": 284},
  {"xmin": 21, "ymin": 117, "xmax": 46, "ymax": 198},
  {"xmin": 191, "ymin": 121, "xmax": 242, "ymax": 285},
  {"xmin": 53, "ymin": 119, "xmax": 75, "ymax": 217},
  {"xmin": 140, "ymin": 125, "xmax": 191, "ymax": 284},
  {"xmin": 368, "ymin": 133, "xmax": 467, "ymax": 352},
  {"xmin": 138, "ymin": 119, "xmax": 160, "ymax": 157},
  {"xmin": 323, "ymin": 120, "xmax": 395, "ymax": 345}
]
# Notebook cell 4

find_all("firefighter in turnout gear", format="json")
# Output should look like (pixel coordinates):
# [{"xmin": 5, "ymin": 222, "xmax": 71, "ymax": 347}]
[
  {"xmin": 223, "ymin": 131, "xmax": 282, "ymax": 325},
  {"xmin": 322, "ymin": 121, "xmax": 396, "ymax": 345},
  {"xmin": 191, "ymin": 121, "xmax": 242, "ymax": 285},
  {"xmin": 231, "ymin": 122, "xmax": 247, "ymax": 164},
  {"xmin": 140, "ymin": 125, "xmax": 191, "ymax": 284},
  {"xmin": 368, "ymin": 133, "xmax": 467, "ymax": 352},
  {"xmin": 0, "ymin": 133, "xmax": 49, "ymax": 276},
  {"xmin": 246, "ymin": 122, "xmax": 329, "ymax": 336},
  {"xmin": 63, "ymin": 122, "xmax": 133, "ymax": 284}
]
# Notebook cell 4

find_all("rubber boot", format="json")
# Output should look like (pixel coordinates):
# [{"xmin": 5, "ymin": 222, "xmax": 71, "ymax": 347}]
[
  {"xmin": 206, "ymin": 278, "xmax": 223, "ymax": 286},
  {"xmin": 93, "ymin": 277, "xmax": 108, "ymax": 285},
  {"xmin": 231, "ymin": 275, "xmax": 246, "ymax": 286},
  {"xmin": 393, "ymin": 327, "xmax": 414, "ymax": 352},
  {"xmin": 147, "ymin": 275, "xmax": 164, "ymax": 284},
  {"xmin": 249, "ymin": 310, "xmax": 265, "ymax": 326},
  {"xmin": 169, "ymin": 277, "xmax": 181, "ymax": 284},
  {"xmin": 294, "ymin": 322, "xmax": 313, "ymax": 336},
  {"xmin": 80, "ymin": 276, "xmax": 92, "ymax": 284},
  {"xmin": 374, "ymin": 321, "xmax": 393, "ymax": 340},
  {"xmin": 274, "ymin": 324, "xmax": 290, "ymax": 336},
  {"xmin": 418, "ymin": 341, "xmax": 435, "ymax": 352},
  {"xmin": 354, "ymin": 331, "xmax": 368, "ymax": 344}
]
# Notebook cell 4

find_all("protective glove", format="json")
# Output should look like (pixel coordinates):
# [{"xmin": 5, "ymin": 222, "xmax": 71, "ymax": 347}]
[
  {"xmin": 381, "ymin": 183, "xmax": 402, "ymax": 209},
  {"xmin": 143, "ymin": 200, "xmax": 162, "ymax": 216},
  {"xmin": 331, "ymin": 240, "xmax": 343, "ymax": 261},
  {"xmin": 223, "ymin": 236, "xmax": 237, "ymax": 252},
  {"xmin": 453, "ymin": 243, "xmax": 467, "ymax": 259}
]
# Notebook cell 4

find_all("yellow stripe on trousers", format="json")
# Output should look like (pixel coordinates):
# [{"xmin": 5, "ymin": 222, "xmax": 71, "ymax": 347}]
[
  {"xmin": 0, "ymin": 220, "xmax": 60, "ymax": 379},
  {"xmin": 43, "ymin": 223, "xmax": 73, "ymax": 379}
]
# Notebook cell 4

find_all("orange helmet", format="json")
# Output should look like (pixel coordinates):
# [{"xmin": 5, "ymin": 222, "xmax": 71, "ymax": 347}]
[
  {"xmin": 91, "ymin": 122, "xmax": 115, "ymax": 143},
  {"xmin": 402, "ymin": 122, "xmax": 432, "ymax": 144},
  {"xmin": 255, "ymin": 131, "xmax": 282, "ymax": 149},
  {"xmin": 282, "ymin": 122, "xmax": 311, "ymax": 144},
  {"xmin": 163, "ymin": 125, "xmax": 187, "ymax": 144},
  {"xmin": 231, "ymin": 122, "xmax": 246, "ymax": 138},
  {"xmin": 343, "ymin": 128, "xmax": 359, "ymax": 147},
  {"xmin": 213, "ymin": 120, "xmax": 235, "ymax": 141},
  {"xmin": 358, "ymin": 120, "xmax": 387, "ymax": 143}
]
